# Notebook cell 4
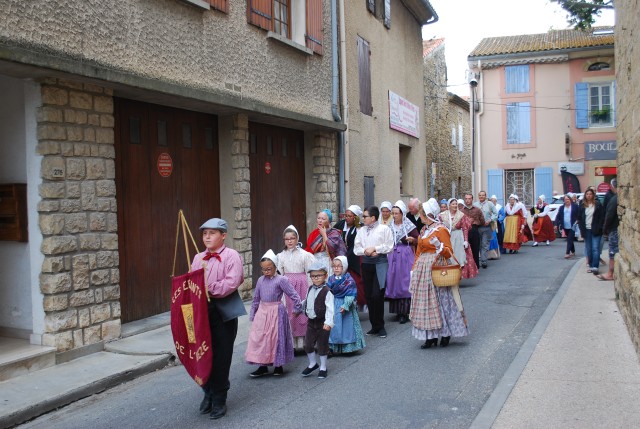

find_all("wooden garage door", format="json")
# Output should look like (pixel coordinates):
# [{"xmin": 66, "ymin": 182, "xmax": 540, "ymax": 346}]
[
  {"xmin": 249, "ymin": 122, "xmax": 307, "ymax": 282},
  {"xmin": 115, "ymin": 99, "xmax": 220, "ymax": 322}
]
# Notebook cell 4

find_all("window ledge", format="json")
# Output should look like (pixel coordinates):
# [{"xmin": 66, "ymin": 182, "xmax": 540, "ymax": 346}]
[
  {"xmin": 584, "ymin": 126, "xmax": 616, "ymax": 134},
  {"xmin": 178, "ymin": 0, "xmax": 210, "ymax": 10},
  {"xmin": 267, "ymin": 32, "xmax": 313, "ymax": 55}
]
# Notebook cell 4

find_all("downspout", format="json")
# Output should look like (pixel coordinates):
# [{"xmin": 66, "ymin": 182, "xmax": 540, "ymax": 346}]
[
  {"xmin": 339, "ymin": 0, "xmax": 349, "ymax": 208},
  {"xmin": 476, "ymin": 60, "xmax": 484, "ymax": 194},
  {"xmin": 331, "ymin": 0, "xmax": 345, "ymax": 214}
]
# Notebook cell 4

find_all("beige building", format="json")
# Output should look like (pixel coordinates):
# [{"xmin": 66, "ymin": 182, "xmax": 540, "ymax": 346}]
[
  {"xmin": 468, "ymin": 28, "xmax": 616, "ymax": 207},
  {"xmin": 423, "ymin": 38, "xmax": 472, "ymax": 201},
  {"xmin": 614, "ymin": 1, "xmax": 640, "ymax": 356},
  {"xmin": 341, "ymin": 1, "xmax": 437, "ymax": 207}
]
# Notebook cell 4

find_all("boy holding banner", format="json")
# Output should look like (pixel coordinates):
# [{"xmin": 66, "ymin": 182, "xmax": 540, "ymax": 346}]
[{"xmin": 190, "ymin": 218, "xmax": 246, "ymax": 420}]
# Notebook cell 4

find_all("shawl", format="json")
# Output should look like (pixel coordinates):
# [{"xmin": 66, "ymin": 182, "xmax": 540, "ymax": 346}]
[
  {"xmin": 305, "ymin": 227, "xmax": 347, "ymax": 257},
  {"xmin": 439, "ymin": 209, "xmax": 464, "ymax": 232},
  {"xmin": 390, "ymin": 217, "xmax": 417, "ymax": 245},
  {"xmin": 327, "ymin": 272, "xmax": 357, "ymax": 299}
]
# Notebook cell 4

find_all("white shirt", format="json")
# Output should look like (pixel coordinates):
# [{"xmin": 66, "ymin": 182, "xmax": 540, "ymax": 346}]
[
  {"xmin": 304, "ymin": 285, "xmax": 335, "ymax": 327},
  {"xmin": 353, "ymin": 223, "xmax": 394, "ymax": 256}
]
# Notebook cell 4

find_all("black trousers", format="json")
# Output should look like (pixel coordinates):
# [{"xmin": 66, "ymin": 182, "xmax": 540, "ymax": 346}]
[
  {"xmin": 361, "ymin": 263, "xmax": 385, "ymax": 332},
  {"xmin": 203, "ymin": 303, "xmax": 238, "ymax": 406},
  {"xmin": 563, "ymin": 228, "xmax": 576, "ymax": 255},
  {"xmin": 469, "ymin": 225, "xmax": 480, "ymax": 268}
]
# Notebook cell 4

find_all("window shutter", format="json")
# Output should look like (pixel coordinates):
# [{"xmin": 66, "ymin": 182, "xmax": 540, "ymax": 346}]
[
  {"xmin": 575, "ymin": 82, "xmax": 589, "ymax": 129},
  {"xmin": 383, "ymin": 0, "xmax": 391, "ymax": 28},
  {"xmin": 458, "ymin": 123, "xmax": 463, "ymax": 152},
  {"xmin": 367, "ymin": 0, "xmax": 375, "ymax": 14},
  {"xmin": 487, "ymin": 169, "xmax": 504, "ymax": 206},
  {"xmin": 534, "ymin": 167, "xmax": 553, "ymax": 202},
  {"xmin": 208, "ymin": 0, "xmax": 228, "ymax": 13},
  {"xmin": 505, "ymin": 65, "xmax": 530, "ymax": 93},
  {"xmin": 305, "ymin": 0, "xmax": 323, "ymax": 55},
  {"xmin": 247, "ymin": 0, "xmax": 273, "ymax": 31},
  {"xmin": 612, "ymin": 80, "xmax": 617, "ymax": 126},
  {"xmin": 507, "ymin": 102, "xmax": 530, "ymax": 144},
  {"xmin": 358, "ymin": 37, "xmax": 372, "ymax": 116}
]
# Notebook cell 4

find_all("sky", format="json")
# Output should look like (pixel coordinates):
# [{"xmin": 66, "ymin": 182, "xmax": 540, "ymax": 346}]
[{"xmin": 422, "ymin": 0, "xmax": 616, "ymax": 96}]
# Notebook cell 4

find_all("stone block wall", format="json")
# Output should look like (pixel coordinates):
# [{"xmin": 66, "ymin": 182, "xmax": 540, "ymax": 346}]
[
  {"xmin": 614, "ymin": 1, "xmax": 640, "ymax": 356},
  {"xmin": 312, "ymin": 132, "xmax": 338, "ymax": 218},
  {"xmin": 36, "ymin": 78, "xmax": 120, "ymax": 351}
]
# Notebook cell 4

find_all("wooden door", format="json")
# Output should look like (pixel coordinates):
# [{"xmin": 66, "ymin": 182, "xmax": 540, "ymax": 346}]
[
  {"xmin": 115, "ymin": 99, "xmax": 220, "ymax": 322},
  {"xmin": 249, "ymin": 122, "xmax": 306, "ymax": 282}
]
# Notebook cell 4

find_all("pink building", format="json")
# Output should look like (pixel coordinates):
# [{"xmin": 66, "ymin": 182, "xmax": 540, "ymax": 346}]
[{"xmin": 468, "ymin": 27, "xmax": 615, "ymax": 207}]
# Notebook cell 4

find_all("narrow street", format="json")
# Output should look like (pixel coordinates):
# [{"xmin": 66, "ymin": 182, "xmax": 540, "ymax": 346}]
[{"xmin": 21, "ymin": 240, "xmax": 581, "ymax": 429}]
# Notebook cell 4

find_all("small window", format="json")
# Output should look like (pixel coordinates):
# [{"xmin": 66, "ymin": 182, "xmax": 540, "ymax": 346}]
[
  {"xmin": 157, "ymin": 120, "xmax": 167, "ymax": 146},
  {"xmin": 589, "ymin": 82, "xmax": 614, "ymax": 127},
  {"xmin": 588, "ymin": 62, "xmax": 611, "ymax": 71},
  {"xmin": 129, "ymin": 117, "xmax": 141, "ymax": 144},
  {"xmin": 182, "ymin": 124, "xmax": 192, "ymax": 148},
  {"xmin": 282, "ymin": 138, "xmax": 288, "ymax": 157},
  {"xmin": 266, "ymin": 136, "xmax": 273, "ymax": 155},
  {"xmin": 451, "ymin": 126, "xmax": 456, "ymax": 146},
  {"xmin": 295, "ymin": 141, "xmax": 302, "ymax": 158},
  {"xmin": 505, "ymin": 65, "xmax": 530, "ymax": 94},
  {"xmin": 458, "ymin": 124, "xmax": 463, "ymax": 152},
  {"xmin": 273, "ymin": 0, "xmax": 290, "ymax": 38},
  {"xmin": 204, "ymin": 127, "xmax": 213, "ymax": 150}
]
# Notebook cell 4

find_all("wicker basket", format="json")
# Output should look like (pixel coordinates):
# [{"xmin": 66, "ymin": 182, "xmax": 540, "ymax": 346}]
[{"xmin": 431, "ymin": 254, "xmax": 462, "ymax": 287}]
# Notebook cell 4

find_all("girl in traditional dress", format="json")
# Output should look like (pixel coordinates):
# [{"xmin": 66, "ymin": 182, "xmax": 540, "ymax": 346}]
[
  {"xmin": 277, "ymin": 225, "xmax": 315, "ymax": 350},
  {"xmin": 333, "ymin": 205, "xmax": 367, "ymax": 311},
  {"xmin": 530, "ymin": 195, "xmax": 556, "ymax": 246},
  {"xmin": 385, "ymin": 200, "xmax": 418, "ymax": 324},
  {"xmin": 410, "ymin": 199, "xmax": 469, "ymax": 349},
  {"xmin": 327, "ymin": 256, "xmax": 366, "ymax": 354},
  {"xmin": 503, "ymin": 194, "xmax": 529, "ymax": 254},
  {"xmin": 245, "ymin": 250, "xmax": 302, "ymax": 377},
  {"xmin": 306, "ymin": 209, "xmax": 347, "ymax": 276},
  {"xmin": 379, "ymin": 201, "xmax": 393, "ymax": 226},
  {"xmin": 440, "ymin": 198, "xmax": 478, "ymax": 280}
]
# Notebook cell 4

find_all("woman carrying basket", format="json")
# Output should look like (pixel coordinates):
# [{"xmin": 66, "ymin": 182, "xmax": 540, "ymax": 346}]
[{"xmin": 409, "ymin": 198, "xmax": 469, "ymax": 349}]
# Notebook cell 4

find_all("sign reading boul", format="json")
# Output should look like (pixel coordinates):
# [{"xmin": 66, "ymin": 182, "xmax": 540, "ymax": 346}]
[
  {"xmin": 389, "ymin": 91, "xmax": 420, "ymax": 138},
  {"xmin": 584, "ymin": 140, "xmax": 617, "ymax": 160}
]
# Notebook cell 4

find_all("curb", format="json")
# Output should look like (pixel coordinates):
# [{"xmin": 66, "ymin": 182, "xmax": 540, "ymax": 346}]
[
  {"xmin": 0, "ymin": 354, "xmax": 172, "ymax": 429},
  {"xmin": 468, "ymin": 258, "xmax": 582, "ymax": 429}
]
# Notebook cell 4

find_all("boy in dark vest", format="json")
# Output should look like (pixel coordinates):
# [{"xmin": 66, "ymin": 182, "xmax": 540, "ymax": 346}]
[{"xmin": 301, "ymin": 262, "xmax": 335, "ymax": 379}]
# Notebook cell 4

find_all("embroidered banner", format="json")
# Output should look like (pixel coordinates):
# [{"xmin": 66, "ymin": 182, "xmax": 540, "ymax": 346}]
[{"xmin": 170, "ymin": 268, "xmax": 212, "ymax": 386}]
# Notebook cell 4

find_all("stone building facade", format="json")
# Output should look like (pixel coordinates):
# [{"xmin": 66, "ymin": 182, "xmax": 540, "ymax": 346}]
[
  {"xmin": 614, "ymin": 0, "xmax": 640, "ymax": 355},
  {"xmin": 423, "ymin": 38, "xmax": 472, "ymax": 200}
]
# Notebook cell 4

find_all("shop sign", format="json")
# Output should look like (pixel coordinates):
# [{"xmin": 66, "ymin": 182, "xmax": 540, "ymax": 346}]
[
  {"xmin": 558, "ymin": 162, "xmax": 584, "ymax": 176},
  {"xmin": 389, "ymin": 91, "xmax": 420, "ymax": 138},
  {"xmin": 584, "ymin": 140, "xmax": 617, "ymax": 160}
]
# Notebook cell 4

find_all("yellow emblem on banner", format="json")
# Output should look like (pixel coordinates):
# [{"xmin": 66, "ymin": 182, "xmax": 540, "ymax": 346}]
[{"xmin": 181, "ymin": 303, "xmax": 196, "ymax": 344}]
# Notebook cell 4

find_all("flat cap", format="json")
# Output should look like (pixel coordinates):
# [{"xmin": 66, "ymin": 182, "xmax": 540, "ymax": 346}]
[
  {"xmin": 200, "ymin": 218, "xmax": 228, "ymax": 232},
  {"xmin": 307, "ymin": 262, "xmax": 328, "ymax": 274}
]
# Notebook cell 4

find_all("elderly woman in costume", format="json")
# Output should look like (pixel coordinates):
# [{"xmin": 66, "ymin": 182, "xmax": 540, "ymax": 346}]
[
  {"xmin": 503, "ymin": 194, "xmax": 529, "ymax": 254},
  {"xmin": 333, "ymin": 204, "xmax": 367, "ymax": 311},
  {"xmin": 379, "ymin": 201, "xmax": 393, "ymax": 226},
  {"xmin": 277, "ymin": 225, "xmax": 316, "ymax": 350},
  {"xmin": 245, "ymin": 250, "xmax": 303, "ymax": 377},
  {"xmin": 327, "ymin": 256, "xmax": 366, "ymax": 354},
  {"xmin": 440, "ymin": 198, "xmax": 478, "ymax": 279},
  {"xmin": 410, "ymin": 199, "xmax": 469, "ymax": 349},
  {"xmin": 530, "ymin": 195, "xmax": 556, "ymax": 247},
  {"xmin": 385, "ymin": 200, "xmax": 419, "ymax": 324},
  {"xmin": 306, "ymin": 209, "xmax": 347, "ymax": 276}
]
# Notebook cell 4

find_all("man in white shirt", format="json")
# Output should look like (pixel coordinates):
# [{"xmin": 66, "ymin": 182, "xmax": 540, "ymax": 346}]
[{"xmin": 354, "ymin": 206, "xmax": 394, "ymax": 338}]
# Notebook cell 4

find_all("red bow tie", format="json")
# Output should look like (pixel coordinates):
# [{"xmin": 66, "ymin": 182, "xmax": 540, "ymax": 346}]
[{"xmin": 203, "ymin": 252, "xmax": 221, "ymax": 262}]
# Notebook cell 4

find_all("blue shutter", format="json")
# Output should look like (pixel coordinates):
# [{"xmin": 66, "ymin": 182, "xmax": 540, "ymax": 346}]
[
  {"xmin": 518, "ymin": 102, "xmax": 531, "ymax": 143},
  {"xmin": 575, "ymin": 83, "xmax": 589, "ymax": 129},
  {"xmin": 505, "ymin": 65, "xmax": 530, "ymax": 93},
  {"xmin": 612, "ymin": 81, "xmax": 617, "ymax": 126},
  {"xmin": 487, "ymin": 169, "xmax": 504, "ymax": 206},
  {"xmin": 535, "ymin": 167, "xmax": 553, "ymax": 201}
]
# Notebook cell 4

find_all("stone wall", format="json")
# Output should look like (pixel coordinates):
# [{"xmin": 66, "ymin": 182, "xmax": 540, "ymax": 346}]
[
  {"xmin": 614, "ymin": 1, "xmax": 640, "ymax": 355},
  {"xmin": 311, "ymin": 132, "xmax": 338, "ymax": 219},
  {"xmin": 36, "ymin": 78, "xmax": 120, "ymax": 351}
]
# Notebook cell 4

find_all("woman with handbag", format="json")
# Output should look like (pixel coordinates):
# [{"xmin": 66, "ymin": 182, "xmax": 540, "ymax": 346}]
[{"xmin": 409, "ymin": 198, "xmax": 469, "ymax": 349}]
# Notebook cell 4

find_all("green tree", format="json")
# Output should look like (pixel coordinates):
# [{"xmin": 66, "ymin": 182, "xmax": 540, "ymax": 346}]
[{"xmin": 552, "ymin": 0, "xmax": 615, "ymax": 29}]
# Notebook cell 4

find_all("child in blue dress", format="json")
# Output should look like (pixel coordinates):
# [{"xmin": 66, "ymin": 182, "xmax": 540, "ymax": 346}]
[{"xmin": 327, "ymin": 256, "xmax": 365, "ymax": 355}]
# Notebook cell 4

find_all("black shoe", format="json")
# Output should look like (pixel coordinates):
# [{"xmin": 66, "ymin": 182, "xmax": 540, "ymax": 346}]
[
  {"xmin": 273, "ymin": 366, "xmax": 283, "ymax": 376},
  {"xmin": 481, "ymin": 263, "xmax": 487, "ymax": 269},
  {"xmin": 210, "ymin": 404, "xmax": 227, "ymax": 420},
  {"xmin": 250, "ymin": 366, "xmax": 269, "ymax": 377},
  {"xmin": 378, "ymin": 328, "xmax": 387, "ymax": 338},
  {"xmin": 301, "ymin": 364, "xmax": 319, "ymax": 377},
  {"xmin": 317, "ymin": 370, "xmax": 328, "ymax": 379},
  {"xmin": 199, "ymin": 394, "xmax": 212, "ymax": 414},
  {"xmin": 366, "ymin": 329, "xmax": 379, "ymax": 336},
  {"xmin": 399, "ymin": 315, "xmax": 408, "ymax": 324},
  {"xmin": 440, "ymin": 336, "xmax": 451, "ymax": 347},
  {"xmin": 420, "ymin": 338, "xmax": 437, "ymax": 349}
]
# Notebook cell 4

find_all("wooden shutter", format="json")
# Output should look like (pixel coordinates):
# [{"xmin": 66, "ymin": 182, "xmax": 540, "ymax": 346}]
[
  {"xmin": 487, "ymin": 169, "xmax": 504, "ymax": 206},
  {"xmin": 305, "ymin": 0, "xmax": 323, "ymax": 55},
  {"xmin": 575, "ymin": 82, "xmax": 589, "ymax": 129},
  {"xmin": 383, "ymin": 0, "xmax": 391, "ymax": 28},
  {"xmin": 358, "ymin": 36, "xmax": 372, "ymax": 116},
  {"xmin": 247, "ymin": 0, "xmax": 273, "ymax": 31},
  {"xmin": 208, "ymin": 0, "xmax": 228, "ymax": 13},
  {"xmin": 534, "ymin": 167, "xmax": 553, "ymax": 201}
]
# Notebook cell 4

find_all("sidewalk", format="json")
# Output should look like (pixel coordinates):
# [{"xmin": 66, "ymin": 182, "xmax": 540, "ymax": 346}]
[
  {"xmin": 472, "ymin": 254, "xmax": 640, "ymax": 429},
  {"xmin": 0, "ymin": 301, "xmax": 252, "ymax": 429}
]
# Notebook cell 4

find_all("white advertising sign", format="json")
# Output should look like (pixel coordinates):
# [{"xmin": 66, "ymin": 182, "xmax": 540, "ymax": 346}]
[
  {"xmin": 389, "ymin": 91, "xmax": 420, "ymax": 138},
  {"xmin": 558, "ymin": 162, "xmax": 584, "ymax": 176}
]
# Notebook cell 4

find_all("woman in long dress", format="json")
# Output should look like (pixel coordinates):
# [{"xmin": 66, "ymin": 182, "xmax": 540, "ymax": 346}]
[
  {"xmin": 440, "ymin": 198, "xmax": 478, "ymax": 279},
  {"xmin": 503, "ymin": 194, "xmax": 529, "ymax": 253},
  {"xmin": 333, "ymin": 205, "xmax": 367, "ymax": 311},
  {"xmin": 305, "ymin": 209, "xmax": 347, "ymax": 276},
  {"xmin": 410, "ymin": 199, "xmax": 469, "ymax": 349},
  {"xmin": 327, "ymin": 256, "xmax": 365, "ymax": 354},
  {"xmin": 277, "ymin": 225, "xmax": 315, "ymax": 350},
  {"xmin": 530, "ymin": 195, "xmax": 556, "ymax": 246},
  {"xmin": 385, "ymin": 200, "xmax": 418, "ymax": 324},
  {"xmin": 245, "ymin": 250, "xmax": 302, "ymax": 377}
]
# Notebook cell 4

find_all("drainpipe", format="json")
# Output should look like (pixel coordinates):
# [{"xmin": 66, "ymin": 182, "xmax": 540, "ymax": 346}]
[
  {"xmin": 338, "ymin": 0, "xmax": 350, "ymax": 208},
  {"xmin": 331, "ymin": 0, "xmax": 345, "ymax": 214}
]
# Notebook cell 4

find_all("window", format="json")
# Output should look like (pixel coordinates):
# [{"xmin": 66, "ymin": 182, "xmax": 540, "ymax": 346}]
[
  {"xmin": 588, "ymin": 62, "xmax": 610, "ymax": 71},
  {"xmin": 366, "ymin": 0, "xmax": 391, "ymax": 28},
  {"xmin": 506, "ymin": 102, "xmax": 531, "ymax": 144},
  {"xmin": 451, "ymin": 126, "xmax": 456, "ymax": 146},
  {"xmin": 358, "ymin": 36, "xmax": 372, "ymax": 116},
  {"xmin": 575, "ymin": 82, "xmax": 616, "ymax": 129},
  {"xmin": 458, "ymin": 123, "xmax": 463, "ymax": 152},
  {"xmin": 505, "ymin": 65, "xmax": 530, "ymax": 94},
  {"xmin": 247, "ymin": 0, "xmax": 323, "ymax": 55}
]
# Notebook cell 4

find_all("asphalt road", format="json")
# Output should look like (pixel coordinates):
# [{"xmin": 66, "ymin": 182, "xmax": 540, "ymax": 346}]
[{"xmin": 21, "ymin": 239, "xmax": 584, "ymax": 429}]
